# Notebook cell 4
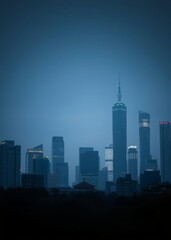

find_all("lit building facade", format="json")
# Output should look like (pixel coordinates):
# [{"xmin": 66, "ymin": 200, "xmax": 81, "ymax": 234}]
[
  {"xmin": 139, "ymin": 111, "xmax": 151, "ymax": 174},
  {"xmin": 128, "ymin": 146, "xmax": 138, "ymax": 181},
  {"xmin": 105, "ymin": 144, "xmax": 113, "ymax": 181},
  {"xmin": 25, "ymin": 144, "xmax": 43, "ymax": 173}
]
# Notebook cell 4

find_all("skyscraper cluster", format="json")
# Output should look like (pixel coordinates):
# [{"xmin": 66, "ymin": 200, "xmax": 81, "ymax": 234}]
[
  {"xmin": 0, "ymin": 83, "xmax": 171, "ymax": 192},
  {"xmin": 110, "ymin": 83, "xmax": 170, "ymax": 194}
]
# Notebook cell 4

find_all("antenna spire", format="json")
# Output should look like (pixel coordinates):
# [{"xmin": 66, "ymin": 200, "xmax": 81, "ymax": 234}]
[{"xmin": 117, "ymin": 78, "xmax": 122, "ymax": 102}]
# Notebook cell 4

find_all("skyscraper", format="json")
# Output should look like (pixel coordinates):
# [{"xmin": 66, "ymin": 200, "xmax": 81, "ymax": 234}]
[
  {"xmin": 25, "ymin": 144, "xmax": 43, "ymax": 173},
  {"xmin": 52, "ymin": 136, "xmax": 64, "ymax": 172},
  {"xmin": 139, "ymin": 111, "xmax": 151, "ymax": 174},
  {"xmin": 51, "ymin": 136, "xmax": 68, "ymax": 187},
  {"xmin": 0, "ymin": 140, "xmax": 21, "ymax": 188},
  {"xmin": 160, "ymin": 121, "xmax": 171, "ymax": 183},
  {"xmin": 79, "ymin": 147, "xmax": 99, "ymax": 188},
  {"xmin": 105, "ymin": 144, "xmax": 113, "ymax": 181},
  {"xmin": 128, "ymin": 146, "xmax": 138, "ymax": 181},
  {"xmin": 34, "ymin": 156, "xmax": 50, "ymax": 188},
  {"xmin": 112, "ymin": 82, "xmax": 127, "ymax": 182}
]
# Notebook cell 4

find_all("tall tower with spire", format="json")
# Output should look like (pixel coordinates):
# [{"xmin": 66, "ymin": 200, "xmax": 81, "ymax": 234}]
[{"xmin": 112, "ymin": 82, "xmax": 127, "ymax": 182}]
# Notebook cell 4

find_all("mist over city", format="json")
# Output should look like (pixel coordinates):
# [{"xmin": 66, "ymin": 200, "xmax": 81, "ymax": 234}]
[{"xmin": 1, "ymin": 0, "xmax": 171, "ymax": 238}]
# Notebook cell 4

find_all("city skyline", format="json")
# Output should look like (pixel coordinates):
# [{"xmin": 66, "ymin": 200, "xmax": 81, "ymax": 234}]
[{"xmin": 1, "ymin": 0, "xmax": 171, "ymax": 185}]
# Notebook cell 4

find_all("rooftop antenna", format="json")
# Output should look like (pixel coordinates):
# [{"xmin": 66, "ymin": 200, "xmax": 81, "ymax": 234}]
[{"xmin": 117, "ymin": 77, "xmax": 122, "ymax": 102}]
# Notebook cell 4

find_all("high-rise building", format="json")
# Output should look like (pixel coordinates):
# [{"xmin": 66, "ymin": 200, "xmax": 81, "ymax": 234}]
[
  {"xmin": 105, "ymin": 144, "xmax": 113, "ymax": 181},
  {"xmin": 112, "ymin": 82, "xmax": 127, "ymax": 182},
  {"xmin": 98, "ymin": 167, "xmax": 108, "ymax": 190},
  {"xmin": 0, "ymin": 140, "xmax": 21, "ymax": 189},
  {"xmin": 25, "ymin": 144, "xmax": 43, "ymax": 173},
  {"xmin": 79, "ymin": 147, "xmax": 99, "ymax": 188},
  {"xmin": 128, "ymin": 146, "xmax": 138, "ymax": 181},
  {"xmin": 51, "ymin": 136, "xmax": 68, "ymax": 187},
  {"xmin": 52, "ymin": 136, "xmax": 64, "ymax": 172},
  {"xmin": 33, "ymin": 156, "xmax": 50, "ymax": 188},
  {"xmin": 146, "ymin": 159, "xmax": 158, "ymax": 171},
  {"xmin": 160, "ymin": 121, "xmax": 171, "ymax": 183},
  {"xmin": 139, "ymin": 111, "xmax": 151, "ymax": 174},
  {"xmin": 54, "ymin": 162, "xmax": 69, "ymax": 187}
]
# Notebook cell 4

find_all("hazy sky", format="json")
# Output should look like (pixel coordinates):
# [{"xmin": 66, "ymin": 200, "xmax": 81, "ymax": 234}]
[{"xmin": 1, "ymin": 0, "xmax": 171, "ymax": 185}]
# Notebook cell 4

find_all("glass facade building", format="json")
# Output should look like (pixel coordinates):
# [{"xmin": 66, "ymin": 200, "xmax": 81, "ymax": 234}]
[
  {"xmin": 0, "ymin": 140, "xmax": 21, "ymax": 188},
  {"xmin": 160, "ymin": 121, "xmax": 171, "ymax": 183},
  {"xmin": 112, "ymin": 83, "xmax": 127, "ymax": 182},
  {"xmin": 139, "ymin": 111, "xmax": 150, "ymax": 174},
  {"xmin": 128, "ymin": 146, "xmax": 138, "ymax": 180},
  {"xmin": 105, "ymin": 144, "xmax": 113, "ymax": 181}
]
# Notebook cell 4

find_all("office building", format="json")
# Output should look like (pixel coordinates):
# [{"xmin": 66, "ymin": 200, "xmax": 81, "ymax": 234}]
[
  {"xmin": 98, "ymin": 167, "xmax": 108, "ymax": 190},
  {"xmin": 139, "ymin": 111, "xmax": 151, "ymax": 174},
  {"xmin": 128, "ymin": 146, "xmax": 138, "ymax": 180},
  {"xmin": 0, "ymin": 140, "xmax": 21, "ymax": 189},
  {"xmin": 160, "ymin": 121, "xmax": 171, "ymax": 183},
  {"xmin": 52, "ymin": 136, "xmax": 64, "ymax": 172},
  {"xmin": 105, "ymin": 144, "xmax": 113, "ymax": 181},
  {"xmin": 112, "ymin": 82, "xmax": 127, "ymax": 181},
  {"xmin": 25, "ymin": 144, "xmax": 43, "ymax": 173},
  {"xmin": 54, "ymin": 162, "xmax": 69, "ymax": 187},
  {"xmin": 51, "ymin": 136, "xmax": 68, "ymax": 187},
  {"xmin": 33, "ymin": 156, "xmax": 50, "ymax": 188},
  {"xmin": 79, "ymin": 147, "xmax": 99, "ymax": 188}
]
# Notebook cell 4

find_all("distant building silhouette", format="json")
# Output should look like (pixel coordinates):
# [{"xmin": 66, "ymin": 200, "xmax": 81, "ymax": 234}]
[
  {"xmin": 25, "ymin": 144, "xmax": 43, "ymax": 173},
  {"xmin": 116, "ymin": 174, "xmax": 138, "ymax": 197},
  {"xmin": 21, "ymin": 173, "xmax": 44, "ymax": 188},
  {"xmin": 74, "ymin": 165, "xmax": 80, "ymax": 185},
  {"xmin": 79, "ymin": 147, "xmax": 99, "ymax": 188},
  {"xmin": 128, "ymin": 146, "xmax": 138, "ymax": 181},
  {"xmin": 52, "ymin": 136, "xmax": 64, "ymax": 171},
  {"xmin": 25, "ymin": 145, "xmax": 50, "ymax": 188},
  {"xmin": 0, "ymin": 140, "xmax": 21, "ymax": 188},
  {"xmin": 33, "ymin": 156, "xmax": 50, "ymax": 188},
  {"xmin": 146, "ymin": 159, "xmax": 158, "ymax": 171},
  {"xmin": 105, "ymin": 181, "xmax": 115, "ymax": 194},
  {"xmin": 139, "ymin": 111, "xmax": 151, "ymax": 174},
  {"xmin": 51, "ymin": 136, "xmax": 68, "ymax": 187},
  {"xmin": 48, "ymin": 173, "xmax": 58, "ymax": 188},
  {"xmin": 105, "ymin": 144, "xmax": 113, "ymax": 181},
  {"xmin": 160, "ymin": 121, "xmax": 171, "ymax": 183},
  {"xmin": 112, "ymin": 82, "xmax": 127, "ymax": 181},
  {"xmin": 98, "ymin": 167, "xmax": 108, "ymax": 190},
  {"xmin": 140, "ymin": 170, "xmax": 161, "ymax": 190}
]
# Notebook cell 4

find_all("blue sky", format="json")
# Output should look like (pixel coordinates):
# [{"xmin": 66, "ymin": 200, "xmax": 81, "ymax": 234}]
[{"xmin": 1, "ymin": 0, "xmax": 171, "ymax": 185}]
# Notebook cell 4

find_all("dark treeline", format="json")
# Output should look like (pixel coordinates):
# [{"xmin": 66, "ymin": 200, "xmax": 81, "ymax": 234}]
[{"xmin": 1, "ymin": 186, "xmax": 171, "ymax": 239}]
